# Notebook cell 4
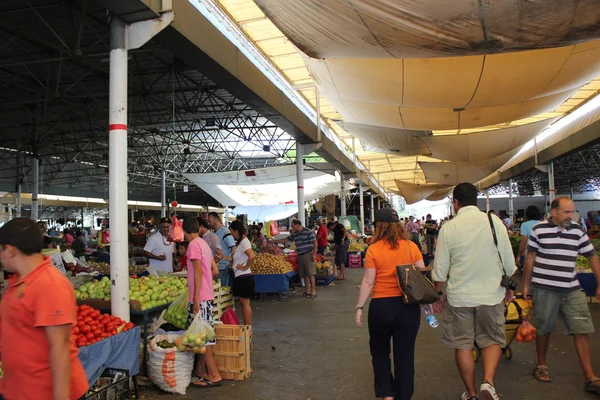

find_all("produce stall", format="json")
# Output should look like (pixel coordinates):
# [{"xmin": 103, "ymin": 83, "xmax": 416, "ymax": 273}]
[
  {"xmin": 250, "ymin": 253, "xmax": 296, "ymax": 299},
  {"xmin": 576, "ymin": 239, "xmax": 600, "ymax": 300}
]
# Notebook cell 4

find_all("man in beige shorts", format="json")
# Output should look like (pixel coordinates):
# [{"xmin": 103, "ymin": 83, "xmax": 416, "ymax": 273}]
[{"xmin": 433, "ymin": 183, "xmax": 516, "ymax": 400}]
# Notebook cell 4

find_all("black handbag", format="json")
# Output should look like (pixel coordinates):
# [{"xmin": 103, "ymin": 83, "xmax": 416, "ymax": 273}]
[{"xmin": 396, "ymin": 242, "xmax": 440, "ymax": 305}]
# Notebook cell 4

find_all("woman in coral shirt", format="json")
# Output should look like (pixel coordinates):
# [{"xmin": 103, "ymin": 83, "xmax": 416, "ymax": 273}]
[{"xmin": 354, "ymin": 208, "xmax": 428, "ymax": 400}]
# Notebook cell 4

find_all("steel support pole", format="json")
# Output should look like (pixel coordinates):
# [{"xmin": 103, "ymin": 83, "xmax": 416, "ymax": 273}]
[
  {"xmin": 16, "ymin": 183, "xmax": 22, "ymax": 218},
  {"xmin": 296, "ymin": 143, "xmax": 305, "ymax": 226},
  {"xmin": 81, "ymin": 207, "xmax": 85, "ymax": 227},
  {"xmin": 485, "ymin": 190, "xmax": 491, "ymax": 214},
  {"xmin": 377, "ymin": 197, "xmax": 381, "ymax": 211},
  {"xmin": 548, "ymin": 162, "xmax": 556, "ymax": 204},
  {"xmin": 31, "ymin": 157, "xmax": 39, "ymax": 221},
  {"xmin": 340, "ymin": 173, "xmax": 346, "ymax": 221},
  {"xmin": 161, "ymin": 170, "xmax": 167, "ymax": 218},
  {"xmin": 508, "ymin": 179, "xmax": 514, "ymax": 222},
  {"xmin": 359, "ymin": 185, "xmax": 365, "ymax": 235},
  {"xmin": 109, "ymin": 17, "xmax": 130, "ymax": 322},
  {"xmin": 370, "ymin": 193, "xmax": 375, "ymax": 223}
]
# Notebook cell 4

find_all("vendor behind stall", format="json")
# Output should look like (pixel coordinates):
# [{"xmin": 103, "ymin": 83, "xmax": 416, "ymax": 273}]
[{"xmin": 143, "ymin": 217, "xmax": 175, "ymax": 273}]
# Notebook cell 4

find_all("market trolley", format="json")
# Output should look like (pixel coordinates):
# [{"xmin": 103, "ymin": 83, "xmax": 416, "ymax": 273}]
[{"xmin": 472, "ymin": 295, "xmax": 533, "ymax": 362}]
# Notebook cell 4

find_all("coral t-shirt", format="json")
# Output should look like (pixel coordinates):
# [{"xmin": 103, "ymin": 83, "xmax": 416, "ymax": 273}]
[
  {"xmin": 0, "ymin": 257, "xmax": 88, "ymax": 399},
  {"xmin": 316, "ymin": 225, "xmax": 329, "ymax": 247},
  {"xmin": 365, "ymin": 239, "xmax": 423, "ymax": 299},
  {"xmin": 186, "ymin": 237, "xmax": 214, "ymax": 303}
]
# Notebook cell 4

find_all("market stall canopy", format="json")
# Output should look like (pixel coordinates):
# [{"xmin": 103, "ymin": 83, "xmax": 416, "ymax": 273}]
[
  {"xmin": 184, "ymin": 165, "xmax": 340, "ymax": 207},
  {"xmin": 254, "ymin": 0, "xmax": 600, "ymax": 58},
  {"xmin": 230, "ymin": 204, "xmax": 298, "ymax": 222},
  {"xmin": 395, "ymin": 180, "xmax": 453, "ymax": 205},
  {"xmin": 343, "ymin": 122, "xmax": 431, "ymax": 157},
  {"xmin": 419, "ymin": 148, "xmax": 519, "ymax": 186},
  {"xmin": 302, "ymin": 41, "xmax": 600, "ymax": 130}
]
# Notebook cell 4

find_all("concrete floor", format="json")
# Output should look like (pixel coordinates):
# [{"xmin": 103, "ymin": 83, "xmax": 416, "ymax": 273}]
[{"xmin": 141, "ymin": 269, "xmax": 600, "ymax": 400}]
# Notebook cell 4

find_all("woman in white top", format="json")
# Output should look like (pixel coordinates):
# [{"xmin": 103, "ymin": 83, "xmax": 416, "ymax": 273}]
[{"xmin": 229, "ymin": 220, "xmax": 256, "ymax": 327}]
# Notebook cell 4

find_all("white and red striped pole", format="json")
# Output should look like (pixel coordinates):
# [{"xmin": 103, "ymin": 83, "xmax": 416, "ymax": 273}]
[
  {"xmin": 109, "ymin": 17, "xmax": 130, "ymax": 322},
  {"xmin": 296, "ymin": 143, "xmax": 305, "ymax": 226}
]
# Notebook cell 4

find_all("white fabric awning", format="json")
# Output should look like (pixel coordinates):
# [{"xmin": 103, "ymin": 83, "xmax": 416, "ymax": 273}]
[
  {"xmin": 230, "ymin": 204, "xmax": 298, "ymax": 222},
  {"xmin": 184, "ymin": 165, "xmax": 339, "ymax": 207}
]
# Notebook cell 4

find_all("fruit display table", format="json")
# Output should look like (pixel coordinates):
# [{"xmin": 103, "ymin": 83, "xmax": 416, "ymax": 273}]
[
  {"xmin": 78, "ymin": 326, "xmax": 141, "ymax": 387},
  {"xmin": 254, "ymin": 271, "xmax": 297, "ymax": 299}
]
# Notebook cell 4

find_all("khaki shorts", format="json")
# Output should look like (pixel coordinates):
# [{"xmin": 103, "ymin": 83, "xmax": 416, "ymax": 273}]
[
  {"xmin": 533, "ymin": 287, "xmax": 594, "ymax": 336},
  {"xmin": 297, "ymin": 251, "xmax": 316, "ymax": 279},
  {"xmin": 443, "ymin": 303, "xmax": 505, "ymax": 350}
]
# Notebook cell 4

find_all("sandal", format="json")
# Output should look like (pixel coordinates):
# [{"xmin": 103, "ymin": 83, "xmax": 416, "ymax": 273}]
[
  {"xmin": 335, "ymin": 276, "xmax": 345, "ymax": 280},
  {"xmin": 191, "ymin": 377, "xmax": 223, "ymax": 388},
  {"xmin": 585, "ymin": 377, "xmax": 600, "ymax": 393},
  {"xmin": 533, "ymin": 365, "xmax": 552, "ymax": 383},
  {"xmin": 301, "ymin": 292, "xmax": 310, "ymax": 297}
]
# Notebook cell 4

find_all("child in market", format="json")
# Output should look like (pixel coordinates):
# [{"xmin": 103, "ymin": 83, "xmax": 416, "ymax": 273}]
[{"xmin": 175, "ymin": 242, "xmax": 189, "ymax": 272}]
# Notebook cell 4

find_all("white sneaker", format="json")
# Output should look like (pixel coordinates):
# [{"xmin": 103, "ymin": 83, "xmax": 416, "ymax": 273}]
[
  {"xmin": 479, "ymin": 382, "xmax": 500, "ymax": 400},
  {"xmin": 461, "ymin": 392, "xmax": 478, "ymax": 400}
]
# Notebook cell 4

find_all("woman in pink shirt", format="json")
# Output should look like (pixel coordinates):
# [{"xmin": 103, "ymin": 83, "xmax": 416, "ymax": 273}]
[{"xmin": 182, "ymin": 217, "xmax": 222, "ymax": 389}]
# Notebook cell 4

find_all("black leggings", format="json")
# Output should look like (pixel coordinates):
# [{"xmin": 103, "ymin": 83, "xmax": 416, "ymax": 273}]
[{"xmin": 368, "ymin": 297, "xmax": 421, "ymax": 399}]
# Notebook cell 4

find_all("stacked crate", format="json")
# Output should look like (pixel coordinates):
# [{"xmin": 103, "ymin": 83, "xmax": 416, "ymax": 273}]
[
  {"xmin": 213, "ymin": 282, "xmax": 234, "ymax": 321},
  {"xmin": 213, "ymin": 324, "xmax": 252, "ymax": 380}
]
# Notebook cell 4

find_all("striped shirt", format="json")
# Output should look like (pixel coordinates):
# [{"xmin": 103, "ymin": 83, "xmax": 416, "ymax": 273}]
[
  {"xmin": 288, "ymin": 227, "xmax": 316, "ymax": 255},
  {"xmin": 527, "ymin": 220, "xmax": 596, "ymax": 291}
]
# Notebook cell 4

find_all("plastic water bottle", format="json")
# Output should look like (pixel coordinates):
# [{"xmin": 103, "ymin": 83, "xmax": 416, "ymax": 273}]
[{"xmin": 422, "ymin": 304, "xmax": 439, "ymax": 328}]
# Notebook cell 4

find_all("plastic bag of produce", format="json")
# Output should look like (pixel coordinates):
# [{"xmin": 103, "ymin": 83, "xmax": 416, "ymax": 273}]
[
  {"xmin": 147, "ymin": 334, "xmax": 194, "ymax": 394},
  {"xmin": 169, "ymin": 216, "xmax": 184, "ymax": 243},
  {"xmin": 163, "ymin": 289, "xmax": 190, "ymax": 330},
  {"xmin": 177, "ymin": 313, "xmax": 216, "ymax": 354},
  {"xmin": 516, "ymin": 319, "xmax": 536, "ymax": 343}
]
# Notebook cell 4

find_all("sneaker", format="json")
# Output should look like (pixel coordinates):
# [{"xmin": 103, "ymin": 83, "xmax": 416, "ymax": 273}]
[
  {"xmin": 461, "ymin": 392, "xmax": 478, "ymax": 400},
  {"xmin": 479, "ymin": 382, "xmax": 500, "ymax": 400}
]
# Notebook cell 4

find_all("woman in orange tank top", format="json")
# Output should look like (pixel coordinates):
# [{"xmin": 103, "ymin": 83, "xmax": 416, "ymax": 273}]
[{"xmin": 355, "ymin": 208, "xmax": 428, "ymax": 400}]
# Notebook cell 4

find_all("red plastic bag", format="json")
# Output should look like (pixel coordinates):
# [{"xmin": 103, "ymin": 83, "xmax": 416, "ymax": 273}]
[
  {"xmin": 169, "ymin": 216, "xmax": 184, "ymax": 243},
  {"xmin": 516, "ymin": 319, "xmax": 536, "ymax": 342},
  {"xmin": 270, "ymin": 221, "xmax": 280, "ymax": 236},
  {"xmin": 221, "ymin": 307, "xmax": 240, "ymax": 325},
  {"xmin": 101, "ymin": 229, "xmax": 110, "ymax": 244}
]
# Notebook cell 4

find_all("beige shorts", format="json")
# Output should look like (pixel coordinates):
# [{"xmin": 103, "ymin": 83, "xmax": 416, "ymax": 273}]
[
  {"xmin": 442, "ymin": 302, "xmax": 505, "ymax": 350},
  {"xmin": 533, "ymin": 287, "xmax": 594, "ymax": 336},
  {"xmin": 297, "ymin": 251, "xmax": 316, "ymax": 279}
]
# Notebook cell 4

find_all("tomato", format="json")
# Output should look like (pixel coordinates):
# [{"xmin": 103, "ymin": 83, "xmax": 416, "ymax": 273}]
[
  {"xmin": 92, "ymin": 310, "xmax": 101, "ymax": 318},
  {"xmin": 81, "ymin": 325, "xmax": 91, "ymax": 334},
  {"xmin": 126, "ymin": 322, "xmax": 135, "ymax": 330},
  {"xmin": 105, "ymin": 324, "xmax": 115, "ymax": 332},
  {"xmin": 111, "ymin": 329, "xmax": 118, "ymax": 335},
  {"xmin": 93, "ymin": 329, "xmax": 103, "ymax": 337},
  {"xmin": 102, "ymin": 313, "xmax": 110, "ymax": 319},
  {"xmin": 101, "ymin": 332, "xmax": 108, "ymax": 339},
  {"xmin": 73, "ymin": 326, "xmax": 80, "ymax": 335},
  {"xmin": 90, "ymin": 339, "xmax": 97, "ymax": 344},
  {"xmin": 85, "ymin": 332, "xmax": 95, "ymax": 341},
  {"xmin": 76, "ymin": 338, "xmax": 87, "ymax": 347},
  {"xmin": 77, "ymin": 314, "xmax": 83, "ymax": 321},
  {"xmin": 83, "ymin": 316, "xmax": 93, "ymax": 323},
  {"xmin": 76, "ymin": 306, "xmax": 80, "ymax": 313}
]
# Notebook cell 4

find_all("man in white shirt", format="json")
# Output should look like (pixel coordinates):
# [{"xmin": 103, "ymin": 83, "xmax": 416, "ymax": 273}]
[
  {"xmin": 432, "ymin": 183, "xmax": 516, "ymax": 400},
  {"xmin": 143, "ymin": 217, "xmax": 175, "ymax": 272}
]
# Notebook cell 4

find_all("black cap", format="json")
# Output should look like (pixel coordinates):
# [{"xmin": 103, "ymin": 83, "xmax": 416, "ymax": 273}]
[
  {"xmin": 374, "ymin": 208, "xmax": 400, "ymax": 223},
  {"xmin": 159, "ymin": 217, "xmax": 172, "ymax": 224}
]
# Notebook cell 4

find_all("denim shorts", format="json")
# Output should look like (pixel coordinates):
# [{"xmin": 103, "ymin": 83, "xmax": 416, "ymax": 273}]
[{"xmin": 533, "ymin": 287, "xmax": 594, "ymax": 336}]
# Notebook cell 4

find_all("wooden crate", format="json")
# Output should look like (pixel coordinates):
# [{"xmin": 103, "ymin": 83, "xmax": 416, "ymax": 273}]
[{"xmin": 213, "ymin": 325, "xmax": 252, "ymax": 381}]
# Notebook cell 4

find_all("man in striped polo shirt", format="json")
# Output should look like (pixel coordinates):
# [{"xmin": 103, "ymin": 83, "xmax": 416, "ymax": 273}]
[
  {"xmin": 273, "ymin": 219, "xmax": 318, "ymax": 297},
  {"xmin": 523, "ymin": 197, "xmax": 600, "ymax": 394}
]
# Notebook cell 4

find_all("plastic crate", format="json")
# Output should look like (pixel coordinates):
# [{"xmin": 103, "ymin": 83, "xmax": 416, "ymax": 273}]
[
  {"xmin": 83, "ymin": 368, "xmax": 131, "ymax": 400},
  {"xmin": 316, "ymin": 274, "xmax": 335, "ymax": 286}
]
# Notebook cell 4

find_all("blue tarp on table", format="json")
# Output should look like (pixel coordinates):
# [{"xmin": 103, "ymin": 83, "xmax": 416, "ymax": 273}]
[
  {"xmin": 78, "ymin": 326, "xmax": 141, "ymax": 386},
  {"xmin": 254, "ymin": 271, "xmax": 296, "ymax": 293}
]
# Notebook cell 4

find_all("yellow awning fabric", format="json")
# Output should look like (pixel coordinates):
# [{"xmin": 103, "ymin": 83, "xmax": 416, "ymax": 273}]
[
  {"xmin": 342, "ymin": 122, "xmax": 430, "ymax": 157},
  {"xmin": 426, "ymin": 188, "xmax": 453, "ymax": 202},
  {"xmin": 395, "ymin": 180, "xmax": 453, "ymax": 205},
  {"xmin": 254, "ymin": 0, "xmax": 600, "ymax": 58}
]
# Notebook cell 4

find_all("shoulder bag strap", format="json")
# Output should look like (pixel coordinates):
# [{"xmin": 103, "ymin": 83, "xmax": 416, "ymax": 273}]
[{"xmin": 487, "ymin": 212, "xmax": 509, "ymax": 279}]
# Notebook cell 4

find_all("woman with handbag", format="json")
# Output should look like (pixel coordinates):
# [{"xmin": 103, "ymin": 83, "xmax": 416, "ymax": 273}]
[{"xmin": 355, "ymin": 208, "xmax": 428, "ymax": 400}]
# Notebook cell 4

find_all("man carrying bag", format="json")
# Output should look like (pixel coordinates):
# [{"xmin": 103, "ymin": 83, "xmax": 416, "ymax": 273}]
[{"xmin": 432, "ymin": 183, "xmax": 516, "ymax": 400}]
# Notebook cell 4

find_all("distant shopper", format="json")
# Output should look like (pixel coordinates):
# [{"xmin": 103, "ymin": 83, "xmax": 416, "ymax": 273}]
[
  {"xmin": 406, "ymin": 215, "xmax": 422, "ymax": 251},
  {"xmin": 175, "ymin": 241, "xmax": 188, "ymax": 272},
  {"xmin": 273, "ymin": 219, "xmax": 318, "ymax": 297},
  {"xmin": 0, "ymin": 218, "xmax": 88, "ymax": 399},
  {"xmin": 424, "ymin": 214, "xmax": 437, "ymax": 256},
  {"xmin": 208, "ymin": 212, "xmax": 236, "ymax": 287},
  {"xmin": 315, "ymin": 218, "xmax": 329, "ymax": 255},
  {"xmin": 334, "ymin": 222, "xmax": 349, "ymax": 280},
  {"xmin": 63, "ymin": 229, "xmax": 74, "ymax": 245},
  {"xmin": 355, "ymin": 208, "xmax": 425, "ymax": 400},
  {"xmin": 229, "ymin": 221, "xmax": 256, "ymax": 327},
  {"xmin": 143, "ymin": 217, "xmax": 175, "ymax": 273},
  {"xmin": 432, "ymin": 183, "xmax": 516, "ymax": 400},
  {"xmin": 523, "ymin": 197, "xmax": 600, "ymax": 394},
  {"xmin": 182, "ymin": 217, "xmax": 222, "ymax": 389},
  {"xmin": 198, "ymin": 217, "xmax": 223, "ymax": 260},
  {"xmin": 515, "ymin": 205, "xmax": 543, "ymax": 268}
]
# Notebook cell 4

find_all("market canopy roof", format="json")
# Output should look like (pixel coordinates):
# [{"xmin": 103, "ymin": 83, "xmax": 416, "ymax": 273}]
[
  {"xmin": 214, "ymin": 0, "xmax": 600, "ymax": 197},
  {"xmin": 184, "ymin": 165, "xmax": 340, "ymax": 207}
]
